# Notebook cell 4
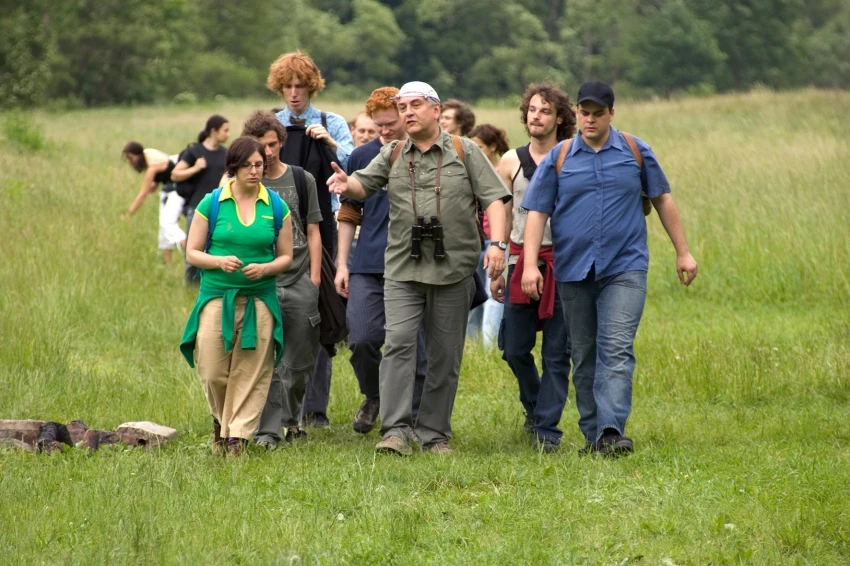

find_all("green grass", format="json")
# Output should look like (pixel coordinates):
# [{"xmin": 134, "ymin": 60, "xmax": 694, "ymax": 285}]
[{"xmin": 1, "ymin": 90, "xmax": 850, "ymax": 564}]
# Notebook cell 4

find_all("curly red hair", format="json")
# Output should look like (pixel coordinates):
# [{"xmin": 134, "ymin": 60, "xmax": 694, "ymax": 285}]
[
  {"xmin": 267, "ymin": 51, "xmax": 326, "ymax": 97},
  {"xmin": 364, "ymin": 87, "xmax": 399, "ymax": 117}
]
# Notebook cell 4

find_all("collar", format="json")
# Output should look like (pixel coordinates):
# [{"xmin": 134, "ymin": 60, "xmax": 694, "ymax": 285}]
[
  {"xmin": 278, "ymin": 103, "xmax": 320, "ymax": 123},
  {"xmin": 219, "ymin": 178, "xmax": 270, "ymax": 205},
  {"xmin": 399, "ymin": 130, "xmax": 452, "ymax": 156},
  {"xmin": 571, "ymin": 126, "xmax": 623, "ymax": 156}
]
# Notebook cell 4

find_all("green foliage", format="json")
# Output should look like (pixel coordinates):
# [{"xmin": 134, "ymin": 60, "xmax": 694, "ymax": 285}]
[
  {"xmin": 1, "ymin": 0, "xmax": 849, "ymax": 108},
  {"xmin": 2, "ymin": 110, "xmax": 47, "ymax": 151}
]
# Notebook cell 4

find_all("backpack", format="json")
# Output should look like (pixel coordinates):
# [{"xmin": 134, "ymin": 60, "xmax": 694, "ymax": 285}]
[
  {"xmin": 554, "ymin": 132, "xmax": 652, "ymax": 216},
  {"xmin": 174, "ymin": 143, "xmax": 200, "ymax": 200},
  {"xmin": 204, "ymin": 186, "xmax": 286, "ymax": 254}
]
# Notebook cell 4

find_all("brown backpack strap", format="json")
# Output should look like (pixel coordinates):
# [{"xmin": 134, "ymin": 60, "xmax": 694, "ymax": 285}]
[
  {"xmin": 621, "ymin": 131, "xmax": 652, "ymax": 216},
  {"xmin": 555, "ymin": 138, "xmax": 572, "ymax": 173},
  {"xmin": 451, "ymin": 134, "xmax": 465, "ymax": 165},
  {"xmin": 388, "ymin": 140, "xmax": 405, "ymax": 168}
]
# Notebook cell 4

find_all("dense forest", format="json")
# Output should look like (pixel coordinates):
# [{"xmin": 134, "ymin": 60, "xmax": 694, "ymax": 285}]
[{"xmin": 2, "ymin": 0, "xmax": 849, "ymax": 108}]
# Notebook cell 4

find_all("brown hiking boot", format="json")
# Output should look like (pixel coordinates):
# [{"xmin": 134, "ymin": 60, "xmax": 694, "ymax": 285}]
[
  {"xmin": 423, "ymin": 441, "xmax": 453, "ymax": 454},
  {"xmin": 352, "ymin": 397, "xmax": 380, "ymax": 434},
  {"xmin": 212, "ymin": 419, "xmax": 225, "ymax": 456},
  {"xmin": 375, "ymin": 434, "xmax": 412, "ymax": 456}
]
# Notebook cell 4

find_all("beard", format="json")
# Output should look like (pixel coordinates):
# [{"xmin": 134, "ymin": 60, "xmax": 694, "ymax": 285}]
[{"xmin": 526, "ymin": 123, "xmax": 556, "ymax": 140}]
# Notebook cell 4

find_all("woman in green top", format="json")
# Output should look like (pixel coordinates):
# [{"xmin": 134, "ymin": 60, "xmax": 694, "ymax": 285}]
[{"xmin": 181, "ymin": 136, "xmax": 294, "ymax": 456}]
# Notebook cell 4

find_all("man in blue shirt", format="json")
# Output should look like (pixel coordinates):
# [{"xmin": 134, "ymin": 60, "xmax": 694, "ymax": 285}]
[
  {"xmin": 267, "ymin": 50, "xmax": 355, "ymax": 427},
  {"xmin": 335, "ymin": 87, "xmax": 427, "ymax": 434},
  {"xmin": 521, "ymin": 81, "xmax": 698, "ymax": 457}
]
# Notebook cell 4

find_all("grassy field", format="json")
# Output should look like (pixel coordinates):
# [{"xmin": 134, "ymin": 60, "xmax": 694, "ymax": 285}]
[{"xmin": 1, "ymin": 89, "xmax": 849, "ymax": 565}]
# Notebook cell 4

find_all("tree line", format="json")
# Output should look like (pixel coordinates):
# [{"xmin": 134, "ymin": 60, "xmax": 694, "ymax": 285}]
[{"xmin": 2, "ymin": 0, "xmax": 849, "ymax": 108}]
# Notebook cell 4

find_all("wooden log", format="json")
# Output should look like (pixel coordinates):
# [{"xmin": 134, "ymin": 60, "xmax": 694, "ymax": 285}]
[
  {"xmin": 66, "ymin": 420, "xmax": 89, "ymax": 444},
  {"xmin": 0, "ymin": 438, "xmax": 35, "ymax": 452},
  {"xmin": 0, "ymin": 420, "xmax": 45, "ymax": 446},
  {"xmin": 116, "ymin": 422, "xmax": 178, "ymax": 447}
]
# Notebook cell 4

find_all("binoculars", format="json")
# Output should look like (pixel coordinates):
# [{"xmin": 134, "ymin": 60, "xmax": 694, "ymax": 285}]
[{"xmin": 410, "ymin": 215, "xmax": 446, "ymax": 261}]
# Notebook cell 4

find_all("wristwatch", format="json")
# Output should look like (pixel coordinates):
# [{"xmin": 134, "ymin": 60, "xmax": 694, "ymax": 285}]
[{"xmin": 490, "ymin": 240, "xmax": 508, "ymax": 250}]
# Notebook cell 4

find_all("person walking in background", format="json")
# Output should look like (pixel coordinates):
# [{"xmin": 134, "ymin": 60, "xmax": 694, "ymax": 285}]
[
  {"xmin": 328, "ymin": 81, "xmax": 511, "ymax": 455},
  {"xmin": 350, "ymin": 112, "xmax": 379, "ymax": 148},
  {"xmin": 267, "ymin": 50, "xmax": 355, "ymax": 428},
  {"xmin": 180, "ymin": 136, "xmax": 294, "ymax": 456},
  {"xmin": 121, "ymin": 141, "xmax": 185, "ymax": 264},
  {"xmin": 335, "ymin": 87, "xmax": 427, "ymax": 435},
  {"xmin": 238, "ymin": 111, "xmax": 325, "ymax": 449},
  {"xmin": 171, "ymin": 115, "xmax": 230, "ymax": 285},
  {"xmin": 491, "ymin": 84, "xmax": 575, "ymax": 452},
  {"xmin": 466, "ymin": 124, "xmax": 510, "ymax": 347},
  {"xmin": 522, "ymin": 81, "xmax": 698, "ymax": 457},
  {"xmin": 439, "ymin": 99, "xmax": 476, "ymax": 136}
]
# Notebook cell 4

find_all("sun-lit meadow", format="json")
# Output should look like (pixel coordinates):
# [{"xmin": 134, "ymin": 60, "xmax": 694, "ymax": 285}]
[{"xmin": 1, "ymin": 89, "xmax": 849, "ymax": 565}]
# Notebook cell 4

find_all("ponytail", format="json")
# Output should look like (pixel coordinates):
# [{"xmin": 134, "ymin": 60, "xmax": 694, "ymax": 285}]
[{"xmin": 198, "ymin": 114, "xmax": 228, "ymax": 143}]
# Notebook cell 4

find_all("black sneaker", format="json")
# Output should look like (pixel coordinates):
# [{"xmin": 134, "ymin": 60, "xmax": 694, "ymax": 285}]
[
  {"xmin": 596, "ymin": 433, "xmax": 634, "ymax": 458},
  {"xmin": 284, "ymin": 426, "xmax": 308, "ymax": 442},
  {"xmin": 532, "ymin": 435, "xmax": 560, "ymax": 454},
  {"xmin": 352, "ymin": 398, "xmax": 380, "ymax": 434},
  {"xmin": 302, "ymin": 413, "xmax": 330, "ymax": 428},
  {"xmin": 578, "ymin": 442, "xmax": 597, "ymax": 457}
]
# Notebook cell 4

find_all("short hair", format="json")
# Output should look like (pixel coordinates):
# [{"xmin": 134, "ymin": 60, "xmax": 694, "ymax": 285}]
[
  {"xmin": 365, "ymin": 87, "xmax": 399, "ymax": 117},
  {"xmin": 224, "ymin": 136, "xmax": 266, "ymax": 177},
  {"xmin": 519, "ymin": 83, "xmax": 576, "ymax": 141},
  {"xmin": 468, "ymin": 124, "xmax": 509, "ymax": 156},
  {"xmin": 441, "ymin": 99, "xmax": 476, "ymax": 136},
  {"xmin": 241, "ymin": 110, "xmax": 287, "ymax": 143},
  {"xmin": 267, "ymin": 51, "xmax": 326, "ymax": 97},
  {"xmin": 122, "ymin": 141, "xmax": 145, "ymax": 172}
]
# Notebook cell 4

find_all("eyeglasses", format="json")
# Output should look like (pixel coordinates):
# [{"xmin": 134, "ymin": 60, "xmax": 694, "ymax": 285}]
[{"xmin": 241, "ymin": 161, "xmax": 265, "ymax": 171}]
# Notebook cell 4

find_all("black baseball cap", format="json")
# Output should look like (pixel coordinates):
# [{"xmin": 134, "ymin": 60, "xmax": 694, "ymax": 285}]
[{"xmin": 577, "ymin": 81, "xmax": 615, "ymax": 108}]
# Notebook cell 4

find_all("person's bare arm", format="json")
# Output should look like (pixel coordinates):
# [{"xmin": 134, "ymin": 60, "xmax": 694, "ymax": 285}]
[
  {"xmin": 171, "ymin": 157, "xmax": 207, "ymax": 182},
  {"xmin": 521, "ymin": 211, "xmax": 550, "ymax": 300},
  {"xmin": 126, "ymin": 164, "xmax": 163, "ymax": 215},
  {"xmin": 482, "ymin": 199, "xmax": 508, "ymax": 278},
  {"xmin": 306, "ymin": 223, "xmax": 322, "ymax": 287},
  {"xmin": 651, "ymin": 193, "xmax": 698, "ymax": 285},
  {"xmin": 185, "ymin": 214, "xmax": 242, "ymax": 272},
  {"xmin": 335, "ymin": 221, "xmax": 356, "ymax": 297}
]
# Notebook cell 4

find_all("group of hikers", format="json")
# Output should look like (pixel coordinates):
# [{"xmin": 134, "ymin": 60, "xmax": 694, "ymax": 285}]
[{"xmin": 122, "ymin": 50, "xmax": 698, "ymax": 458}]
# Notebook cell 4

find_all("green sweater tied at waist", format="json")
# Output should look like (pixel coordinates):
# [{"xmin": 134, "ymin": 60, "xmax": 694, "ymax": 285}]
[{"xmin": 180, "ymin": 283, "xmax": 283, "ymax": 368}]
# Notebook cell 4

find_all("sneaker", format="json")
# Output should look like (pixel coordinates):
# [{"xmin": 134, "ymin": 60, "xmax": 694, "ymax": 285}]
[
  {"xmin": 352, "ymin": 398, "xmax": 380, "ymax": 434},
  {"xmin": 284, "ymin": 427, "xmax": 308, "ymax": 442},
  {"xmin": 596, "ymin": 433, "xmax": 634, "ymax": 458},
  {"xmin": 302, "ymin": 412, "xmax": 330, "ymax": 428},
  {"xmin": 532, "ymin": 435, "xmax": 560, "ymax": 454},
  {"xmin": 375, "ymin": 434, "xmax": 412, "ymax": 456},
  {"xmin": 423, "ymin": 441, "xmax": 453, "ymax": 454},
  {"xmin": 522, "ymin": 414, "xmax": 535, "ymax": 435},
  {"xmin": 255, "ymin": 438, "xmax": 278, "ymax": 451}
]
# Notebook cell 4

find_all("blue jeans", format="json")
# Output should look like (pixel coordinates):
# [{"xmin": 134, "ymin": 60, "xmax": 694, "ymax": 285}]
[
  {"xmin": 467, "ymin": 241, "xmax": 503, "ymax": 347},
  {"xmin": 558, "ymin": 270, "xmax": 646, "ymax": 444},
  {"xmin": 502, "ymin": 264, "xmax": 571, "ymax": 442}
]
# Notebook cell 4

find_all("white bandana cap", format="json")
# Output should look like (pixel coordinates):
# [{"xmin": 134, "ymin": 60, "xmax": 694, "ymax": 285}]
[{"xmin": 392, "ymin": 81, "xmax": 440, "ymax": 104}]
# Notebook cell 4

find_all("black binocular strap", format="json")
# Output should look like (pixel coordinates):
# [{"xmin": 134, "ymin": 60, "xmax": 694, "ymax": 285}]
[{"xmin": 407, "ymin": 152, "xmax": 444, "ymax": 222}]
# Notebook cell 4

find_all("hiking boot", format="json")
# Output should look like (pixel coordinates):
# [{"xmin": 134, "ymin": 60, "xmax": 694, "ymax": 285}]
[
  {"xmin": 226, "ymin": 437, "xmax": 246, "ymax": 457},
  {"xmin": 578, "ymin": 442, "xmax": 597, "ymax": 457},
  {"xmin": 212, "ymin": 419, "xmax": 225, "ymax": 456},
  {"xmin": 532, "ymin": 435, "xmax": 560, "ymax": 454},
  {"xmin": 423, "ymin": 441, "xmax": 453, "ymax": 454},
  {"xmin": 522, "ymin": 414, "xmax": 535, "ymax": 435},
  {"xmin": 375, "ymin": 434, "xmax": 412, "ymax": 456},
  {"xmin": 596, "ymin": 432, "xmax": 634, "ymax": 458},
  {"xmin": 352, "ymin": 398, "xmax": 380, "ymax": 434},
  {"xmin": 284, "ymin": 427, "xmax": 308, "ymax": 442},
  {"xmin": 302, "ymin": 413, "xmax": 330, "ymax": 428}
]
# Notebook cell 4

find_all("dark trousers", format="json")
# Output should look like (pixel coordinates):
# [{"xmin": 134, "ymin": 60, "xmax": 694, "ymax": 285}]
[
  {"xmin": 347, "ymin": 273, "xmax": 426, "ymax": 416},
  {"xmin": 501, "ymin": 264, "xmax": 572, "ymax": 442}
]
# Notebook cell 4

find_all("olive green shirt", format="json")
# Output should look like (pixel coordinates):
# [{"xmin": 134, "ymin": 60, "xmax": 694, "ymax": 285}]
[{"xmin": 352, "ymin": 132, "xmax": 511, "ymax": 285}]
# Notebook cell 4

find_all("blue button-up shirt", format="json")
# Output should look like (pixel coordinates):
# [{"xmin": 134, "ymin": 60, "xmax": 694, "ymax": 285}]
[
  {"xmin": 521, "ymin": 126, "xmax": 670, "ymax": 282},
  {"xmin": 275, "ymin": 104, "xmax": 354, "ymax": 212}
]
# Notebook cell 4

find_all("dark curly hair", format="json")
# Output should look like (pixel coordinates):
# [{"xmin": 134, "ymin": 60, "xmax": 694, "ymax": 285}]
[
  {"xmin": 468, "ymin": 124, "xmax": 509, "ymax": 156},
  {"xmin": 241, "ymin": 110, "xmax": 287, "ymax": 143},
  {"xmin": 441, "ymin": 99, "xmax": 476, "ymax": 136},
  {"xmin": 519, "ymin": 83, "xmax": 576, "ymax": 141}
]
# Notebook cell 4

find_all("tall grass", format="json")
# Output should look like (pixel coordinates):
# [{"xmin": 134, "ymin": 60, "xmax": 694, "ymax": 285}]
[{"xmin": 1, "ymin": 91, "xmax": 849, "ymax": 564}]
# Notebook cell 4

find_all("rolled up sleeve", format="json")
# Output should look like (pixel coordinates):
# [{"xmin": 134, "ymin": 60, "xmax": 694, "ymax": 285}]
[{"xmin": 521, "ymin": 142, "xmax": 560, "ymax": 215}]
